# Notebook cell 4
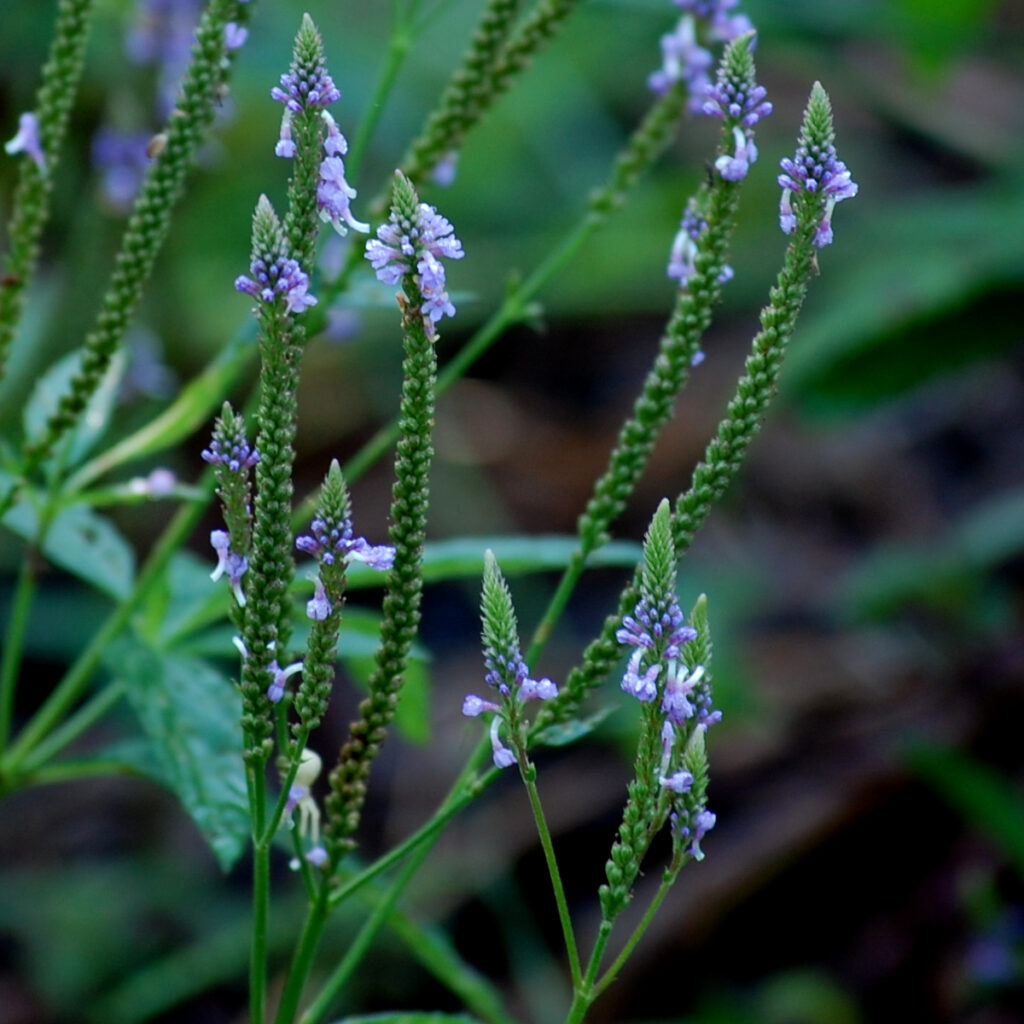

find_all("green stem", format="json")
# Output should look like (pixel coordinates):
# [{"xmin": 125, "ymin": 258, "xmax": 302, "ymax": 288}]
[
  {"xmin": 251, "ymin": 766, "xmax": 270, "ymax": 1024},
  {"xmin": 272, "ymin": 882, "xmax": 330, "ymax": 1024},
  {"xmin": 591, "ymin": 862, "xmax": 678, "ymax": 1001},
  {"xmin": 298, "ymin": 840, "xmax": 429, "ymax": 1024},
  {"xmin": 0, "ymin": 556, "xmax": 38, "ymax": 752},
  {"xmin": 564, "ymin": 922, "xmax": 612, "ymax": 1024},
  {"xmin": 522, "ymin": 766, "xmax": 581, "ymax": 986}
]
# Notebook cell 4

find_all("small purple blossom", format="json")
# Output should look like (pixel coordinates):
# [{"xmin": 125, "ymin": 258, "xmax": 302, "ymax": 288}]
[
  {"xmin": 616, "ymin": 596, "xmax": 696, "ymax": 659},
  {"xmin": 489, "ymin": 717, "xmax": 517, "ymax": 769},
  {"xmin": 306, "ymin": 845, "xmax": 328, "ymax": 867},
  {"xmin": 519, "ymin": 676, "xmax": 558, "ymax": 702},
  {"xmin": 296, "ymin": 517, "xmax": 395, "ymax": 571},
  {"xmin": 317, "ymin": 155, "xmax": 369, "ymax": 236},
  {"xmin": 306, "ymin": 576, "xmax": 332, "ymax": 621},
  {"xmin": 659, "ymin": 769, "xmax": 694, "ymax": 793},
  {"xmin": 275, "ymin": 111, "xmax": 296, "ymax": 158},
  {"xmin": 714, "ymin": 125, "xmax": 758, "ymax": 181},
  {"xmin": 267, "ymin": 658, "xmax": 303, "ymax": 704},
  {"xmin": 702, "ymin": 67, "xmax": 771, "ymax": 128},
  {"xmin": 321, "ymin": 111, "xmax": 347, "ymax": 157},
  {"xmin": 430, "ymin": 150, "xmax": 459, "ymax": 187},
  {"xmin": 661, "ymin": 663, "xmax": 704, "ymax": 724},
  {"xmin": 224, "ymin": 22, "xmax": 248, "ymax": 50},
  {"xmin": 462, "ymin": 694, "xmax": 501, "ymax": 717},
  {"xmin": 285, "ymin": 784, "xmax": 307, "ymax": 815},
  {"xmin": 235, "ymin": 253, "xmax": 317, "ymax": 313},
  {"xmin": 5, "ymin": 112, "xmax": 46, "ymax": 173},
  {"xmin": 209, "ymin": 529, "xmax": 248, "ymax": 605},
  {"xmin": 91, "ymin": 129, "xmax": 151, "ymax": 210},
  {"xmin": 621, "ymin": 648, "xmax": 661, "ymax": 702}
]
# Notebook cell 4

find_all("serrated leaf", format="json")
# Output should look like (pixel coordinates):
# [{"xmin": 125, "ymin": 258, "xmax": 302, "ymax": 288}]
[
  {"xmin": 2, "ymin": 497, "xmax": 135, "ymax": 599},
  {"xmin": 23, "ymin": 348, "xmax": 127, "ymax": 469},
  {"xmin": 104, "ymin": 637, "xmax": 249, "ymax": 870}
]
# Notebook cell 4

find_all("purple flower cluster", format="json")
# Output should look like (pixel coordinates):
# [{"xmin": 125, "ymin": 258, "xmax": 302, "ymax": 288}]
[
  {"xmin": 648, "ymin": 0, "xmax": 753, "ymax": 110},
  {"xmin": 667, "ymin": 199, "xmax": 735, "ymax": 289},
  {"xmin": 271, "ymin": 62, "xmax": 340, "ymax": 114},
  {"xmin": 296, "ymin": 517, "xmax": 395, "ymax": 572},
  {"xmin": 365, "ymin": 203, "xmax": 464, "ymax": 335},
  {"xmin": 616, "ymin": 594, "xmax": 697, "ymax": 708},
  {"xmin": 778, "ymin": 134, "xmax": 858, "ymax": 248},
  {"xmin": 235, "ymin": 252, "xmax": 317, "ymax": 314},
  {"xmin": 463, "ymin": 634, "xmax": 557, "ymax": 770},
  {"xmin": 702, "ymin": 49, "xmax": 771, "ymax": 181},
  {"xmin": 201, "ymin": 435, "xmax": 260, "ymax": 473}
]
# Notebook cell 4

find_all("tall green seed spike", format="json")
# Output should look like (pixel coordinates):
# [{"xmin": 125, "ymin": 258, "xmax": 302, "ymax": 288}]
[
  {"xmin": 325, "ymin": 178, "xmax": 437, "ymax": 852},
  {"xmin": 15, "ymin": 0, "xmax": 237, "ymax": 485},
  {"xmin": 0, "ymin": 0, "xmax": 94, "ymax": 391}
]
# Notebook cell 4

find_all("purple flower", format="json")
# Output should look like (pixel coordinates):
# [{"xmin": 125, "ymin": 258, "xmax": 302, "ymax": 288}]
[
  {"xmin": 236, "ymin": 253, "xmax": 317, "ymax": 313},
  {"xmin": 667, "ymin": 201, "xmax": 733, "ymax": 289},
  {"xmin": 661, "ymin": 663, "xmax": 704, "ymax": 724},
  {"xmin": 296, "ymin": 517, "xmax": 395, "ymax": 571},
  {"xmin": 519, "ymin": 676, "xmax": 558, "ymax": 702},
  {"xmin": 209, "ymin": 529, "xmax": 248, "ymax": 605},
  {"xmin": 430, "ymin": 150, "xmax": 459, "ymax": 187},
  {"xmin": 621, "ymin": 648, "xmax": 661, "ymax": 702},
  {"xmin": 306, "ymin": 576, "xmax": 332, "ymax": 621},
  {"xmin": 462, "ymin": 695, "xmax": 500, "ymax": 718},
  {"xmin": 224, "ymin": 22, "xmax": 248, "ymax": 50},
  {"xmin": 317, "ymin": 155, "xmax": 369, "ymax": 236},
  {"xmin": 489, "ymin": 717, "xmax": 517, "ymax": 769},
  {"xmin": 274, "ymin": 111, "xmax": 296, "ymax": 158},
  {"xmin": 267, "ymin": 658, "xmax": 303, "ymax": 703},
  {"xmin": 659, "ymin": 770, "xmax": 694, "ymax": 793},
  {"xmin": 91, "ymin": 129, "xmax": 150, "ymax": 210},
  {"xmin": 674, "ymin": 0, "xmax": 752, "ymax": 42},
  {"xmin": 5, "ymin": 112, "xmax": 46, "ymax": 174},
  {"xmin": 306, "ymin": 845, "xmax": 328, "ymax": 867},
  {"xmin": 321, "ymin": 111, "xmax": 347, "ymax": 157}
]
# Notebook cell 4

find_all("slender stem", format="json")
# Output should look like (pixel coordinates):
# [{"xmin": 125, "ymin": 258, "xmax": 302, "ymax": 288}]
[
  {"xmin": 272, "ymin": 880, "xmax": 330, "ymax": 1024},
  {"xmin": 0, "ymin": 556, "xmax": 38, "ymax": 752},
  {"xmin": 591, "ymin": 863, "xmax": 678, "ymax": 1001},
  {"xmin": 521, "ymin": 766, "xmax": 581, "ymax": 986},
  {"xmin": 564, "ymin": 921, "xmax": 612, "ymax": 1024},
  {"xmin": 251, "ymin": 766, "xmax": 270, "ymax": 1024},
  {"xmin": 525, "ymin": 549, "xmax": 586, "ymax": 665},
  {"xmin": 298, "ymin": 839, "xmax": 428, "ymax": 1024}
]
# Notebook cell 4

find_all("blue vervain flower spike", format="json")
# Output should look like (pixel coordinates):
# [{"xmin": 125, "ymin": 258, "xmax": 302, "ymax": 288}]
[
  {"xmin": 778, "ymin": 81, "xmax": 858, "ymax": 248},
  {"xmin": 538, "ymin": 80, "xmax": 857, "ymax": 733},
  {"xmin": 600, "ymin": 499, "xmax": 714, "ymax": 920},
  {"xmin": 325, "ymin": 173, "xmax": 454, "ymax": 856},
  {"xmin": 463, "ymin": 550, "xmax": 559, "ymax": 770}
]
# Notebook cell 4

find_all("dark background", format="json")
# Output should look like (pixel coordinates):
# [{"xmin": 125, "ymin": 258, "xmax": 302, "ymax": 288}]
[{"xmin": 1, "ymin": 1, "xmax": 1023, "ymax": 1022}]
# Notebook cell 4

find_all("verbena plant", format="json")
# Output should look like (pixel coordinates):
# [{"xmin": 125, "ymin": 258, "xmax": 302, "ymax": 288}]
[{"xmin": 0, "ymin": 1, "xmax": 856, "ymax": 1021}]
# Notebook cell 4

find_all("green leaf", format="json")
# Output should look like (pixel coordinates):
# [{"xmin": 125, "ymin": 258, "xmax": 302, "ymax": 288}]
[
  {"xmin": 103, "ymin": 637, "xmax": 250, "ymax": 871},
  {"xmin": 534, "ymin": 706, "xmax": 616, "ymax": 748},
  {"xmin": 909, "ymin": 742, "xmax": 1024, "ymax": 880},
  {"xmin": 2, "ymin": 497, "xmax": 135, "ymax": 599},
  {"xmin": 23, "ymin": 348, "xmax": 127, "ymax": 470}
]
